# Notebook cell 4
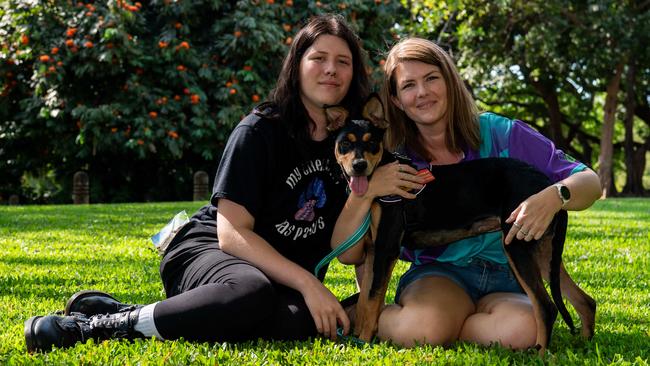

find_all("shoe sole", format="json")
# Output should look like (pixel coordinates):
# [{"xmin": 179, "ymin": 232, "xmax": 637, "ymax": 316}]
[
  {"xmin": 24, "ymin": 316, "xmax": 41, "ymax": 353},
  {"xmin": 64, "ymin": 290, "xmax": 118, "ymax": 316}
]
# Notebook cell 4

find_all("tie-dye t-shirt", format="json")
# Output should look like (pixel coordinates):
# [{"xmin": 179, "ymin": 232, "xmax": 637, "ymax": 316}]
[{"xmin": 399, "ymin": 112, "xmax": 587, "ymax": 266}]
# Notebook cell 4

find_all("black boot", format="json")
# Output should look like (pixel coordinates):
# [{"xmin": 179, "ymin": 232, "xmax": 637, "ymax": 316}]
[
  {"xmin": 25, "ymin": 307, "xmax": 143, "ymax": 353},
  {"xmin": 24, "ymin": 314, "xmax": 93, "ymax": 353},
  {"xmin": 64, "ymin": 290, "xmax": 136, "ymax": 316}
]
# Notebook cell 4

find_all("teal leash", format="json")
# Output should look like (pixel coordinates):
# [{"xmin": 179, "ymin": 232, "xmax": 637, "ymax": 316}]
[
  {"xmin": 313, "ymin": 211, "xmax": 371, "ymax": 277},
  {"xmin": 314, "ymin": 211, "xmax": 374, "ymax": 345}
]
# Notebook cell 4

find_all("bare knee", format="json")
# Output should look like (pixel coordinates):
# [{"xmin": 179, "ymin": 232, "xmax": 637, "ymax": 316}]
[
  {"xmin": 494, "ymin": 308, "xmax": 537, "ymax": 349},
  {"xmin": 378, "ymin": 304, "xmax": 461, "ymax": 347},
  {"xmin": 460, "ymin": 293, "xmax": 537, "ymax": 350}
]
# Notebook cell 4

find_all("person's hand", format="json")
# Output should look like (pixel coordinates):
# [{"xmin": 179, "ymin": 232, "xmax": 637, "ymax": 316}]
[
  {"xmin": 504, "ymin": 186, "xmax": 563, "ymax": 244},
  {"xmin": 365, "ymin": 161, "xmax": 426, "ymax": 200},
  {"xmin": 301, "ymin": 278, "xmax": 350, "ymax": 340}
]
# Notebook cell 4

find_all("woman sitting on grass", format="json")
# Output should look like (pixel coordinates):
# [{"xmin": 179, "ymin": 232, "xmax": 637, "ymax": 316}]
[
  {"xmin": 332, "ymin": 37, "xmax": 601, "ymax": 349},
  {"xmin": 25, "ymin": 13, "xmax": 388, "ymax": 352}
]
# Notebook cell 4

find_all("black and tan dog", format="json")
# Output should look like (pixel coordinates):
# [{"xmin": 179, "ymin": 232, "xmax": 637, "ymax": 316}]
[{"xmin": 325, "ymin": 95, "xmax": 596, "ymax": 354}]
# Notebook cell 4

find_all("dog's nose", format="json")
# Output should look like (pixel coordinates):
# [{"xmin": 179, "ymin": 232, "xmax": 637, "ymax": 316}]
[{"xmin": 352, "ymin": 159, "xmax": 368, "ymax": 173}]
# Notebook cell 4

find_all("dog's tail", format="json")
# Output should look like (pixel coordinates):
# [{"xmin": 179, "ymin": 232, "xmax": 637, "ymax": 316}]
[{"xmin": 550, "ymin": 209, "xmax": 576, "ymax": 334}]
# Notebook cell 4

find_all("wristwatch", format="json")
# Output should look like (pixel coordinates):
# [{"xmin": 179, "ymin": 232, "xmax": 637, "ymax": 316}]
[{"xmin": 554, "ymin": 183, "xmax": 571, "ymax": 207}]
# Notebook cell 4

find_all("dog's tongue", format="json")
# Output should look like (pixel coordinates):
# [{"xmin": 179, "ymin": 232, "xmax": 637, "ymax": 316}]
[{"xmin": 349, "ymin": 176, "xmax": 369, "ymax": 196}]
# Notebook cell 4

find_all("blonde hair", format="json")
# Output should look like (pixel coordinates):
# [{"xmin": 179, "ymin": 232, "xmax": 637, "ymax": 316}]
[{"xmin": 381, "ymin": 37, "xmax": 480, "ymax": 160}]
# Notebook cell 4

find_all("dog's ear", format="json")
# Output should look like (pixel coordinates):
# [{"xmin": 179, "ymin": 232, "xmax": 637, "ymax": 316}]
[
  {"xmin": 363, "ymin": 94, "xmax": 388, "ymax": 129},
  {"xmin": 325, "ymin": 105, "xmax": 349, "ymax": 132}
]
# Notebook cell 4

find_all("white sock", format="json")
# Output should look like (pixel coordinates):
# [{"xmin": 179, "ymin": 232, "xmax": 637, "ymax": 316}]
[{"xmin": 134, "ymin": 303, "xmax": 164, "ymax": 340}]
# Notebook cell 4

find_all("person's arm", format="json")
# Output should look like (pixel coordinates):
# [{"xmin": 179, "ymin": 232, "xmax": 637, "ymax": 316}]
[
  {"xmin": 331, "ymin": 161, "xmax": 425, "ymax": 264},
  {"xmin": 217, "ymin": 198, "xmax": 348, "ymax": 339},
  {"xmin": 504, "ymin": 168, "xmax": 601, "ymax": 244}
]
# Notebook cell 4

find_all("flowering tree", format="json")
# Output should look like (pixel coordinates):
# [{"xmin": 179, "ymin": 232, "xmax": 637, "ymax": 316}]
[{"xmin": 0, "ymin": 0, "xmax": 405, "ymax": 202}]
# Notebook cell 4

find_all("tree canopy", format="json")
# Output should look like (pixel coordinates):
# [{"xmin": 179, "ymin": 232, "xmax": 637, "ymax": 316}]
[{"xmin": 1, "ymin": 0, "xmax": 647, "ymax": 203}]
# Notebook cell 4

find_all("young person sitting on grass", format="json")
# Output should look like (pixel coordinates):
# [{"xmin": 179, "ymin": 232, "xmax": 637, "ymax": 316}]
[
  {"xmin": 25, "ymin": 14, "xmax": 383, "ymax": 352},
  {"xmin": 331, "ymin": 37, "xmax": 601, "ymax": 349}
]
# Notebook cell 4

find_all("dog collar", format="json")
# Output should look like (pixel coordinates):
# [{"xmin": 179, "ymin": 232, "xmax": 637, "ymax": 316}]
[{"xmin": 378, "ymin": 168, "xmax": 433, "ymax": 203}]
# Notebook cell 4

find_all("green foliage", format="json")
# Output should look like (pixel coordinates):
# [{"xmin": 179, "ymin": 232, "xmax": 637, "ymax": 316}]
[
  {"xmin": 0, "ymin": 199, "xmax": 649, "ymax": 364},
  {"xmin": 0, "ymin": 0, "xmax": 406, "ymax": 203}
]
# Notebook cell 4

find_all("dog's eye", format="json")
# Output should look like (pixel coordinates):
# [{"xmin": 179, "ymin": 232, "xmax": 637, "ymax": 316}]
[{"xmin": 339, "ymin": 140, "xmax": 352, "ymax": 150}]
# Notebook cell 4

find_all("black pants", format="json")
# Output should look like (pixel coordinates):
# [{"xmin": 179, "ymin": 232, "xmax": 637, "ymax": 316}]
[{"xmin": 155, "ymin": 206, "xmax": 317, "ymax": 342}]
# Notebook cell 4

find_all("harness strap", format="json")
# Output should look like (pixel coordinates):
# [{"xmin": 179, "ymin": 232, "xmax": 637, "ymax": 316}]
[{"xmin": 314, "ymin": 211, "xmax": 371, "ymax": 277}]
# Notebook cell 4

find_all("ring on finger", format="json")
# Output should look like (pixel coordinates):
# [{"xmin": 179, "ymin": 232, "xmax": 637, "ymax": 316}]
[
  {"xmin": 398, "ymin": 164, "xmax": 403, "ymax": 172},
  {"xmin": 513, "ymin": 222, "xmax": 522, "ymax": 229},
  {"xmin": 519, "ymin": 229, "xmax": 528, "ymax": 236}
]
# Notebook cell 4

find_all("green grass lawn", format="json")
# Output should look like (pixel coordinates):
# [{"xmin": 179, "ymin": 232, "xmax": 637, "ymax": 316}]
[{"xmin": 1, "ymin": 199, "xmax": 649, "ymax": 365}]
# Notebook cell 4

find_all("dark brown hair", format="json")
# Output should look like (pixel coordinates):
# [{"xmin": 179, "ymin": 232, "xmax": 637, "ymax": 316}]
[{"xmin": 269, "ymin": 13, "xmax": 370, "ymax": 145}]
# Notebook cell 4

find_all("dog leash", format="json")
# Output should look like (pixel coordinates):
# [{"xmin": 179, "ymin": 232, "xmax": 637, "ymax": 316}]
[{"xmin": 313, "ymin": 211, "xmax": 371, "ymax": 277}]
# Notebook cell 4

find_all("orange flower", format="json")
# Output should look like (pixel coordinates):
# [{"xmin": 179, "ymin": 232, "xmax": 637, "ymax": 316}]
[
  {"xmin": 167, "ymin": 130, "xmax": 179, "ymax": 139},
  {"xmin": 243, "ymin": 65, "xmax": 252, "ymax": 71},
  {"xmin": 39, "ymin": 55, "xmax": 51, "ymax": 63},
  {"xmin": 65, "ymin": 39, "xmax": 75, "ymax": 47},
  {"xmin": 285, "ymin": 0, "xmax": 293, "ymax": 6},
  {"xmin": 174, "ymin": 95, "xmax": 182, "ymax": 101},
  {"xmin": 84, "ymin": 41, "xmax": 94, "ymax": 48},
  {"xmin": 285, "ymin": 36, "xmax": 293, "ymax": 45},
  {"xmin": 56, "ymin": 61, "xmax": 63, "ymax": 67},
  {"xmin": 137, "ymin": 139, "xmax": 144, "ymax": 145},
  {"xmin": 267, "ymin": 0, "xmax": 275, "ymax": 4},
  {"xmin": 229, "ymin": 88, "xmax": 237, "ymax": 95},
  {"xmin": 21, "ymin": 34, "xmax": 29, "ymax": 45},
  {"xmin": 175, "ymin": 22, "xmax": 182, "ymax": 29},
  {"xmin": 177, "ymin": 41, "xmax": 190, "ymax": 50},
  {"xmin": 51, "ymin": 47, "xmax": 59, "ymax": 55},
  {"xmin": 149, "ymin": 111, "xmax": 158, "ymax": 119},
  {"xmin": 190, "ymin": 94, "xmax": 200, "ymax": 104},
  {"xmin": 283, "ymin": 24, "xmax": 292, "ymax": 32},
  {"xmin": 379, "ymin": 59, "xmax": 385, "ymax": 66},
  {"xmin": 111, "ymin": 127, "xmax": 118, "ymax": 133},
  {"xmin": 66, "ymin": 28, "xmax": 77, "ymax": 37},
  {"xmin": 183, "ymin": 88, "xmax": 190, "ymax": 95},
  {"xmin": 135, "ymin": 2, "xmax": 142, "ymax": 8},
  {"xmin": 176, "ymin": 64, "xmax": 186, "ymax": 72},
  {"xmin": 234, "ymin": 31, "xmax": 242, "ymax": 38},
  {"xmin": 252, "ymin": 94, "xmax": 260, "ymax": 102},
  {"xmin": 158, "ymin": 41, "xmax": 168, "ymax": 48},
  {"xmin": 48, "ymin": 66, "xmax": 56, "ymax": 73},
  {"xmin": 225, "ymin": 81, "xmax": 233, "ymax": 88}
]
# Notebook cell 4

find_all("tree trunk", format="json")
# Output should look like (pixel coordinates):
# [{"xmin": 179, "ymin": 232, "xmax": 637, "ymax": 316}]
[
  {"xmin": 597, "ymin": 60, "xmax": 625, "ymax": 197},
  {"xmin": 621, "ymin": 60, "xmax": 645, "ymax": 195},
  {"xmin": 529, "ymin": 78, "xmax": 567, "ymax": 150}
]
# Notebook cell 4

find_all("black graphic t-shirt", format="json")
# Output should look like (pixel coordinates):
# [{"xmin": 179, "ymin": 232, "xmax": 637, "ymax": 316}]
[{"xmin": 211, "ymin": 112, "xmax": 347, "ymax": 276}]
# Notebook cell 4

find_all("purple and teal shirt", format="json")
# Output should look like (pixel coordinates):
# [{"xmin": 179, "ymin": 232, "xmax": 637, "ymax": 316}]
[{"xmin": 399, "ymin": 112, "xmax": 587, "ymax": 266}]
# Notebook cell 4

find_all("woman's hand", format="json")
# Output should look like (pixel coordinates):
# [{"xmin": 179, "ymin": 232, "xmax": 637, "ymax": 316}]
[
  {"xmin": 504, "ymin": 186, "xmax": 563, "ymax": 244},
  {"xmin": 365, "ymin": 161, "xmax": 426, "ymax": 200},
  {"xmin": 300, "ymin": 277, "xmax": 350, "ymax": 340}
]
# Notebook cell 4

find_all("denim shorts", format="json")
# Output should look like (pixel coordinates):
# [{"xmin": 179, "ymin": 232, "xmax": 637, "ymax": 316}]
[{"xmin": 394, "ymin": 258, "xmax": 524, "ymax": 304}]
